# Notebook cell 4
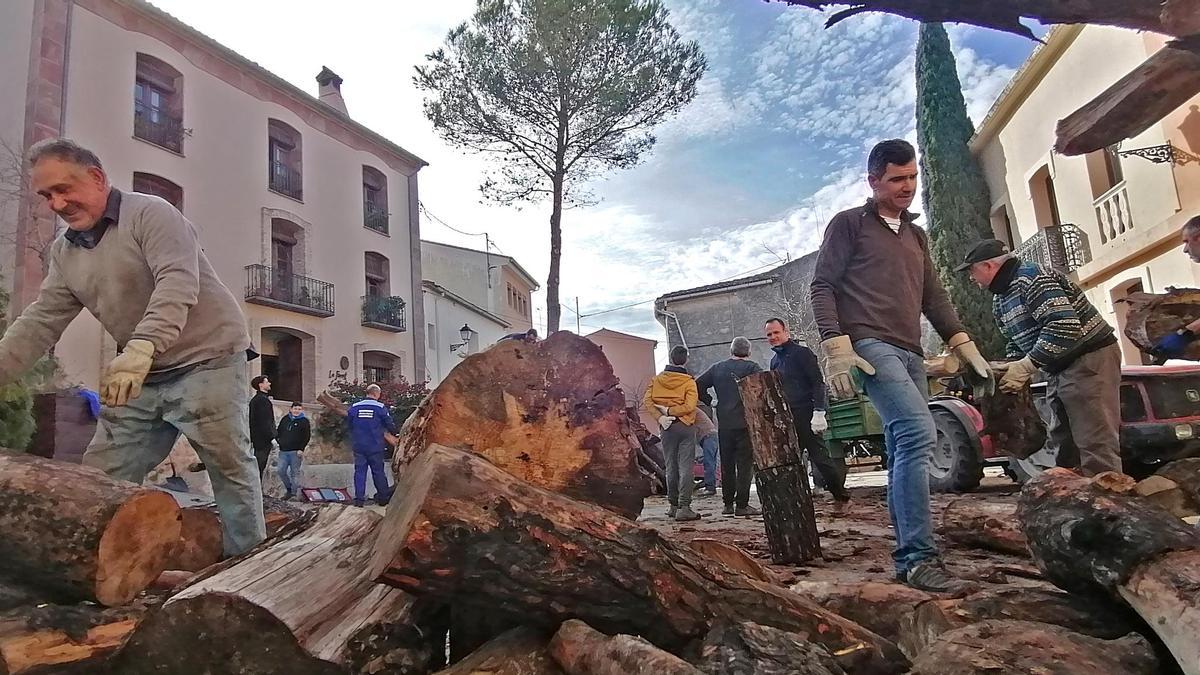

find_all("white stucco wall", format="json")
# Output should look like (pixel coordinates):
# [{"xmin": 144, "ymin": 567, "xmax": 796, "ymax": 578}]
[{"xmin": 422, "ymin": 289, "xmax": 509, "ymax": 386}]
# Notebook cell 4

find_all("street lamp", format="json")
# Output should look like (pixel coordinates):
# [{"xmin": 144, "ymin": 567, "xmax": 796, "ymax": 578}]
[{"xmin": 450, "ymin": 324, "xmax": 474, "ymax": 353}]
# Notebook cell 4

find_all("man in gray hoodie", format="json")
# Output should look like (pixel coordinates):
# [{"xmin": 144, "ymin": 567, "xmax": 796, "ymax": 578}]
[{"xmin": 695, "ymin": 337, "xmax": 763, "ymax": 516}]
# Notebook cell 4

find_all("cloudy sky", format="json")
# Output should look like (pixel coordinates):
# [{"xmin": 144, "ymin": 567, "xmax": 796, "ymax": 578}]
[{"xmin": 150, "ymin": 0, "xmax": 1039, "ymax": 354}]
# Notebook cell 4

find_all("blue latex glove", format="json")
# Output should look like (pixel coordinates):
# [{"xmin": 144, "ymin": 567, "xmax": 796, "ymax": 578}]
[{"xmin": 1152, "ymin": 329, "xmax": 1196, "ymax": 358}]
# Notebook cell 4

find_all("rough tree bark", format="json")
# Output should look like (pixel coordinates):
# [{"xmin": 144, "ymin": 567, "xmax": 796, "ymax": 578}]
[
  {"xmin": 371, "ymin": 445, "xmax": 909, "ymax": 674},
  {"xmin": 0, "ymin": 600, "xmax": 146, "ymax": 675},
  {"xmin": 789, "ymin": 581, "xmax": 932, "ymax": 644},
  {"xmin": 392, "ymin": 331, "xmax": 651, "ymax": 519},
  {"xmin": 0, "ymin": 454, "xmax": 181, "ymax": 606},
  {"xmin": 435, "ymin": 627, "xmax": 561, "ymax": 675},
  {"xmin": 686, "ymin": 538, "xmax": 777, "ymax": 584},
  {"xmin": 114, "ymin": 505, "xmax": 435, "ymax": 674},
  {"xmin": 1056, "ymin": 37, "xmax": 1200, "ymax": 155},
  {"xmin": 548, "ymin": 620, "xmax": 701, "ymax": 675},
  {"xmin": 908, "ymin": 619, "xmax": 1160, "ymax": 675},
  {"xmin": 938, "ymin": 499, "xmax": 1029, "ymax": 556},
  {"xmin": 697, "ymin": 621, "xmax": 847, "ymax": 675},
  {"xmin": 1157, "ymin": 458, "xmax": 1200, "ymax": 509},
  {"xmin": 737, "ymin": 371, "xmax": 821, "ymax": 563},
  {"xmin": 1019, "ymin": 468, "xmax": 1200, "ymax": 674},
  {"xmin": 897, "ymin": 587, "xmax": 1142, "ymax": 658},
  {"xmin": 978, "ymin": 389, "xmax": 1045, "ymax": 460},
  {"xmin": 1122, "ymin": 288, "xmax": 1200, "ymax": 359}
]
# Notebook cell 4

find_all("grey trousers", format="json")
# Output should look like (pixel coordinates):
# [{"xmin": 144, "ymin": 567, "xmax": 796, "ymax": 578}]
[
  {"xmin": 1045, "ymin": 342, "xmax": 1123, "ymax": 477},
  {"xmin": 83, "ymin": 352, "xmax": 267, "ymax": 556},
  {"xmin": 661, "ymin": 420, "xmax": 698, "ymax": 509}
]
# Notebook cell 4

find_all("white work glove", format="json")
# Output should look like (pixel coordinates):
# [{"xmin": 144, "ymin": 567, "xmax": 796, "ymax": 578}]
[
  {"xmin": 811, "ymin": 410, "xmax": 828, "ymax": 434},
  {"xmin": 657, "ymin": 415, "xmax": 676, "ymax": 430},
  {"xmin": 100, "ymin": 339, "xmax": 155, "ymax": 407},
  {"xmin": 997, "ymin": 356, "xmax": 1039, "ymax": 394},
  {"xmin": 821, "ymin": 336, "xmax": 875, "ymax": 401},
  {"xmin": 947, "ymin": 332, "xmax": 995, "ymax": 398}
]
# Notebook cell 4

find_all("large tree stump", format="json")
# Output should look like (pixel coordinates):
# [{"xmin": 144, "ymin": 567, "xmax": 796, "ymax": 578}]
[
  {"xmin": 114, "ymin": 505, "xmax": 434, "ymax": 674},
  {"xmin": 897, "ymin": 588, "xmax": 1142, "ymax": 658},
  {"xmin": 0, "ymin": 454, "xmax": 181, "ymax": 606},
  {"xmin": 978, "ymin": 389, "xmax": 1045, "ymax": 460},
  {"xmin": 371, "ymin": 445, "xmax": 909, "ymax": 674},
  {"xmin": 548, "ymin": 620, "xmax": 701, "ymax": 675},
  {"xmin": 938, "ymin": 499, "xmax": 1028, "ymax": 556},
  {"xmin": 1122, "ymin": 288, "xmax": 1200, "ymax": 359},
  {"xmin": 393, "ymin": 331, "xmax": 650, "ymax": 519},
  {"xmin": 737, "ymin": 371, "xmax": 821, "ymax": 563},
  {"xmin": 789, "ymin": 581, "xmax": 931, "ymax": 644},
  {"xmin": 1019, "ymin": 468, "xmax": 1200, "ymax": 674},
  {"xmin": 697, "ymin": 621, "xmax": 847, "ymax": 675},
  {"xmin": 435, "ymin": 626, "xmax": 561, "ymax": 675},
  {"xmin": 164, "ymin": 506, "xmax": 223, "ymax": 573},
  {"xmin": 0, "ymin": 600, "xmax": 146, "ymax": 675},
  {"xmin": 909, "ymin": 619, "xmax": 1159, "ymax": 674}
]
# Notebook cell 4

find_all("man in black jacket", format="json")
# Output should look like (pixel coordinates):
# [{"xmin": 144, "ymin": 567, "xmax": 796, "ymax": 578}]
[
  {"xmin": 695, "ymin": 336, "xmax": 763, "ymax": 516},
  {"xmin": 248, "ymin": 375, "xmax": 276, "ymax": 476},
  {"xmin": 275, "ymin": 402, "xmax": 311, "ymax": 500},
  {"xmin": 766, "ymin": 318, "xmax": 849, "ymax": 504}
]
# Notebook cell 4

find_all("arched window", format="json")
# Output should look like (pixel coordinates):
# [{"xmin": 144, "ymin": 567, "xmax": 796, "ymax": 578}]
[
  {"xmin": 132, "ymin": 172, "xmax": 183, "ymax": 212},
  {"xmin": 267, "ymin": 119, "xmax": 303, "ymax": 200},
  {"xmin": 134, "ymin": 54, "xmax": 184, "ymax": 152},
  {"xmin": 362, "ymin": 166, "xmax": 389, "ymax": 233}
]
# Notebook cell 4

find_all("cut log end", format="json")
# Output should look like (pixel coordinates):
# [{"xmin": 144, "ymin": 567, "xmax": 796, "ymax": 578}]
[{"xmin": 95, "ymin": 489, "xmax": 182, "ymax": 607}]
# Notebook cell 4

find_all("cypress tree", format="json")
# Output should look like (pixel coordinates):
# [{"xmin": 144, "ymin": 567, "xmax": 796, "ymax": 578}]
[{"xmin": 916, "ymin": 22, "xmax": 1005, "ymax": 359}]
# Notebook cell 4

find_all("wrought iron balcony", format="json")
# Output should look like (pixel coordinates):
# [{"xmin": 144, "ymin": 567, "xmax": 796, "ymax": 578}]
[
  {"xmin": 244, "ymin": 265, "xmax": 334, "ymax": 317},
  {"xmin": 1014, "ymin": 224, "xmax": 1091, "ymax": 275},
  {"xmin": 133, "ymin": 103, "xmax": 183, "ymax": 153},
  {"xmin": 364, "ymin": 202, "xmax": 389, "ymax": 233},
  {"xmin": 269, "ymin": 161, "xmax": 303, "ymax": 200},
  {"xmin": 362, "ymin": 295, "xmax": 406, "ymax": 332},
  {"xmin": 1094, "ymin": 182, "xmax": 1134, "ymax": 244}
]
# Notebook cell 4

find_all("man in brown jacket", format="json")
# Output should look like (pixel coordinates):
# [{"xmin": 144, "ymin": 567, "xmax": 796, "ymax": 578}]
[
  {"xmin": 810, "ymin": 139, "xmax": 992, "ymax": 594},
  {"xmin": 0, "ymin": 138, "xmax": 265, "ymax": 555}
]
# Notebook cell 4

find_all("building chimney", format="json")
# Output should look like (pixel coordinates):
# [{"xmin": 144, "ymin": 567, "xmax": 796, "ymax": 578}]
[{"xmin": 316, "ymin": 66, "xmax": 347, "ymax": 115}]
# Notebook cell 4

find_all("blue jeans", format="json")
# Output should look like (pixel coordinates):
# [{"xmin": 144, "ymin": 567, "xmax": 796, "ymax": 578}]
[
  {"xmin": 354, "ymin": 451, "xmax": 392, "ymax": 503},
  {"xmin": 277, "ymin": 450, "xmax": 303, "ymax": 495},
  {"xmin": 855, "ymin": 338, "xmax": 939, "ymax": 575},
  {"xmin": 699, "ymin": 434, "xmax": 719, "ymax": 490}
]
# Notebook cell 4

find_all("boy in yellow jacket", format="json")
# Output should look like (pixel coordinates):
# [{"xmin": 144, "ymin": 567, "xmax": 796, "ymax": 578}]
[{"xmin": 643, "ymin": 346, "xmax": 700, "ymax": 521}]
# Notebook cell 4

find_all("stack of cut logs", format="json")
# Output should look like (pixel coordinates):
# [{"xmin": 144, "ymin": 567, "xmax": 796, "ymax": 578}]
[{"xmin": 0, "ymin": 332, "xmax": 1196, "ymax": 674}]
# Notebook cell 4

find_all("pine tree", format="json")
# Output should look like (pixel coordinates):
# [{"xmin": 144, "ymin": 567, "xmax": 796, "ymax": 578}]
[{"xmin": 916, "ymin": 22, "xmax": 1005, "ymax": 359}]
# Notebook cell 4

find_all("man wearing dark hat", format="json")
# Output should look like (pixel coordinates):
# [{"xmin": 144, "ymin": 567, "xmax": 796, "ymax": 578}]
[{"xmin": 959, "ymin": 239, "xmax": 1123, "ymax": 477}]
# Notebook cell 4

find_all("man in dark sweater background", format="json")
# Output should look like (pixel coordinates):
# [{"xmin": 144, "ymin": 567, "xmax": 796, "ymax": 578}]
[
  {"xmin": 696, "ymin": 337, "xmax": 763, "ymax": 516},
  {"xmin": 249, "ymin": 375, "xmax": 276, "ymax": 477},
  {"xmin": 765, "ymin": 318, "xmax": 849, "ymax": 505}
]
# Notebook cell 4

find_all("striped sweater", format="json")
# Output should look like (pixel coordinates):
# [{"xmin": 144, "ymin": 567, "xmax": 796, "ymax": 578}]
[{"xmin": 990, "ymin": 258, "xmax": 1115, "ymax": 373}]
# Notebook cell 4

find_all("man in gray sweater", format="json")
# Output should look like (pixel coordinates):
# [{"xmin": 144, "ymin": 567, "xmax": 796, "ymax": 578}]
[
  {"xmin": 695, "ymin": 337, "xmax": 763, "ymax": 516},
  {"xmin": 0, "ymin": 138, "xmax": 265, "ymax": 556}
]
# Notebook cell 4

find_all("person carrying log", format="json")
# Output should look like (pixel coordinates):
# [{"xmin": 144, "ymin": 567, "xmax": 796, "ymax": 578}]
[
  {"xmin": 695, "ymin": 337, "xmax": 763, "ymax": 516},
  {"xmin": 1149, "ymin": 215, "xmax": 1200, "ymax": 359},
  {"xmin": 0, "ymin": 138, "xmax": 265, "ymax": 556},
  {"xmin": 959, "ymin": 238, "xmax": 1123, "ymax": 477},
  {"xmin": 765, "ymin": 317, "xmax": 849, "ymax": 508},
  {"xmin": 810, "ymin": 139, "xmax": 992, "ymax": 594},
  {"xmin": 347, "ymin": 383, "xmax": 397, "ymax": 506},
  {"xmin": 643, "ymin": 345, "xmax": 701, "ymax": 521}
]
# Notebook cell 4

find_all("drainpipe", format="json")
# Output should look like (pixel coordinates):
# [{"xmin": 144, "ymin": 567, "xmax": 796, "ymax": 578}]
[{"xmin": 657, "ymin": 307, "xmax": 687, "ymax": 349}]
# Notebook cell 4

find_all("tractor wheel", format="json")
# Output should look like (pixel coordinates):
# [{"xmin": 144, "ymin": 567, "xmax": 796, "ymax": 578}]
[{"xmin": 928, "ymin": 407, "xmax": 983, "ymax": 493}]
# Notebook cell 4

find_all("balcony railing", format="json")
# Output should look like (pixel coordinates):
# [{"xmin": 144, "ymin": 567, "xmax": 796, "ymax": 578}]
[
  {"xmin": 133, "ymin": 103, "xmax": 183, "ymax": 152},
  {"xmin": 269, "ymin": 161, "xmax": 303, "ymax": 200},
  {"xmin": 362, "ymin": 295, "xmax": 406, "ymax": 332},
  {"xmin": 1094, "ymin": 182, "xmax": 1133, "ymax": 244},
  {"xmin": 1014, "ymin": 224, "xmax": 1091, "ymax": 274},
  {"xmin": 364, "ymin": 202, "xmax": 389, "ymax": 233},
  {"xmin": 244, "ymin": 265, "xmax": 334, "ymax": 317}
]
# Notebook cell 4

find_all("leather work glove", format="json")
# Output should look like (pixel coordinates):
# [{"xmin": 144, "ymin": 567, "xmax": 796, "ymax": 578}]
[
  {"xmin": 100, "ymin": 339, "xmax": 155, "ymax": 407},
  {"xmin": 821, "ymin": 336, "xmax": 875, "ymax": 401},
  {"xmin": 1151, "ymin": 328, "xmax": 1196, "ymax": 360},
  {"xmin": 947, "ymin": 332, "xmax": 995, "ymax": 398},
  {"xmin": 657, "ymin": 415, "xmax": 676, "ymax": 430},
  {"xmin": 997, "ymin": 356, "xmax": 1039, "ymax": 394},
  {"xmin": 811, "ymin": 410, "xmax": 829, "ymax": 434}
]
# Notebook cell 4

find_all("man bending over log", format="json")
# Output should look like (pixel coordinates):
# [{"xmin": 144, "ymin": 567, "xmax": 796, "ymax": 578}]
[
  {"xmin": 1149, "ymin": 215, "xmax": 1200, "ymax": 359},
  {"xmin": 810, "ymin": 139, "xmax": 993, "ymax": 594},
  {"xmin": 0, "ymin": 139, "xmax": 265, "ymax": 555},
  {"xmin": 960, "ymin": 238, "xmax": 1123, "ymax": 477}
]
